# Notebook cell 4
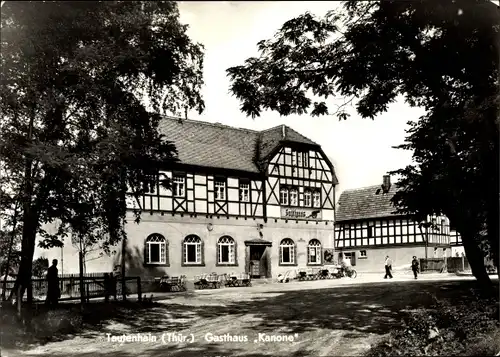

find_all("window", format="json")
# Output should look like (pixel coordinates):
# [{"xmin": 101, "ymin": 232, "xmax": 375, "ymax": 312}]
[
  {"xmin": 173, "ymin": 175, "xmax": 185, "ymax": 197},
  {"xmin": 304, "ymin": 189, "xmax": 312, "ymax": 207},
  {"xmin": 367, "ymin": 222, "xmax": 374, "ymax": 238},
  {"xmin": 289, "ymin": 188, "xmax": 298, "ymax": 206},
  {"xmin": 279, "ymin": 238, "xmax": 296, "ymax": 265},
  {"xmin": 312, "ymin": 190, "xmax": 321, "ymax": 208},
  {"xmin": 215, "ymin": 179, "xmax": 226, "ymax": 200},
  {"xmin": 292, "ymin": 152, "xmax": 297, "ymax": 167},
  {"xmin": 217, "ymin": 236, "xmax": 236, "ymax": 265},
  {"xmin": 308, "ymin": 239, "xmax": 322, "ymax": 264},
  {"xmin": 144, "ymin": 175, "xmax": 157, "ymax": 193},
  {"xmin": 280, "ymin": 187, "xmax": 289, "ymax": 205},
  {"xmin": 297, "ymin": 152, "xmax": 303, "ymax": 167},
  {"xmin": 183, "ymin": 235, "xmax": 202, "ymax": 264},
  {"xmin": 144, "ymin": 234, "xmax": 167, "ymax": 264},
  {"xmin": 360, "ymin": 250, "xmax": 367, "ymax": 258},
  {"xmin": 239, "ymin": 182, "xmax": 250, "ymax": 202}
]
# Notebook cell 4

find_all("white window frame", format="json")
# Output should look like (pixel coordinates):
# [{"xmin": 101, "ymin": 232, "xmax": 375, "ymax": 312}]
[
  {"xmin": 313, "ymin": 190, "xmax": 321, "ymax": 208},
  {"xmin": 304, "ymin": 189, "xmax": 312, "ymax": 207},
  {"xmin": 184, "ymin": 235, "xmax": 202, "ymax": 264},
  {"xmin": 173, "ymin": 175, "xmax": 185, "ymax": 197},
  {"xmin": 280, "ymin": 238, "xmax": 295, "ymax": 264},
  {"xmin": 297, "ymin": 152, "xmax": 303, "ymax": 167},
  {"xmin": 308, "ymin": 239, "xmax": 322, "ymax": 264},
  {"xmin": 239, "ymin": 182, "xmax": 250, "ymax": 202},
  {"xmin": 280, "ymin": 187, "xmax": 289, "ymax": 205},
  {"xmin": 289, "ymin": 188, "xmax": 298, "ymax": 206},
  {"xmin": 145, "ymin": 234, "xmax": 167, "ymax": 264},
  {"xmin": 291, "ymin": 151, "xmax": 297, "ymax": 167},
  {"xmin": 217, "ymin": 236, "xmax": 235, "ymax": 264},
  {"xmin": 215, "ymin": 180, "xmax": 226, "ymax": 200}
]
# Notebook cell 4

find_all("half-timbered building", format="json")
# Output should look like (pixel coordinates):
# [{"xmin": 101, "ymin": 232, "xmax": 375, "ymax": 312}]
[
  {"xmin": 334, "ymin": 175, "xmax": 456, "ymax": 272},
  {"xmin": 35, "ymin": 117, "xmax": 338, "ymax": 282}
]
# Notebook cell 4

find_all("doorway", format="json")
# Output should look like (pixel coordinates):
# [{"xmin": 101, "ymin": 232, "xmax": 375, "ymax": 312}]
[{"xmin": 249, "ymin": 245, "xmax": 268, "ymax": 278}]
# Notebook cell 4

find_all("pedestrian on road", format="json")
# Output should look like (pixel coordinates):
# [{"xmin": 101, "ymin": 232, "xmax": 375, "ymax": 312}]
[
  {"xmin": 411, "ymin": 256, "xmax": 419, "ymax": 279},
  {"xmin": 45, "ymin": 259, "xmax": 60, "ymax": 306},
  {"xmin": 384, "ymin": 256, "xmax": 393, "ymax": 279}
]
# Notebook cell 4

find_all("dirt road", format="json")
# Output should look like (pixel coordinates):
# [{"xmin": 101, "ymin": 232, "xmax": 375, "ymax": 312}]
[{"xmin": 4, "ymin": 275, "xmax": 479, "ymax": 357}]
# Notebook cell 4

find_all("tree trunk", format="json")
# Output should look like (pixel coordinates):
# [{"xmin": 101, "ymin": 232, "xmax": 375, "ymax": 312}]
[
  {"xmin": 79, "ymin": 251, "xmax": 85, "ymax": 307},
  {"xmin": 461, "ymin": 230, "xmax": 494, "ymax": 296},
  {"xmin": 121, "ymin": 236, "xmax": 126, "ymax": 301},
  {"xmin": 1, "ymin": 208, "xmax": 19, "ymax": 301}
]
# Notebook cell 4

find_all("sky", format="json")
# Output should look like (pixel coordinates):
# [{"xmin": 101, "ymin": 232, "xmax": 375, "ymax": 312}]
[{"xmin": 177, "ymin": 1, "xmax": 426, "ymax": 198}]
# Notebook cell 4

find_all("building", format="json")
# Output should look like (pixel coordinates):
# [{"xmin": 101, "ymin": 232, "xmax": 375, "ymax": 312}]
[
  {"xmin": 334, "ymin": 175, "xmax": 455, "ymax": 272},
  {"xmin": 34, "ymin": 117, "xmax": 338, "ymax": 282}
]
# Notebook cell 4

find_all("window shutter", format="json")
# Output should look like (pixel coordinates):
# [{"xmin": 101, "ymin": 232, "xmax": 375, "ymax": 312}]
[
  {"xmin": 320, "ymin": 247, "xmax": 323, "ymax": 264},
  {"xmin": 165, "ymin": 241, "xmax": 169, "ymax": 266},
  {"xmin": 201, "ymin": 240, "xmax": 205, "ymax": 265},
  {"xmin": 351, "ymin": 252, "xmax": 356, "ymax": 266},
  {"xmin": 216, "ymin": 240, "xmax": 220, "ymax": 264},
  {"xmin": 144, "ymin": 241, "xmax": 149, "ymax": 264},
  {"xmin": 182, "ymin": 240, "xmax": 186, "ymax": 265},
  {"xmin": 279, "ymin": 246, "xmax": 282, "ymax": 264},
  {"xmin": 234, "ymin": 242, "xmax": 237, "ymax": 265},
  {"xmin": 294, "ymin": 244, "xmax": 297, "ymax": 264}
]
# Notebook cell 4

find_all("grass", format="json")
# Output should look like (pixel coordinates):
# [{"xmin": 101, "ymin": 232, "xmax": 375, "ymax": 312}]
[{"xmin": 365, "ymin": 288, "xmax": 500, "ymax": 356}]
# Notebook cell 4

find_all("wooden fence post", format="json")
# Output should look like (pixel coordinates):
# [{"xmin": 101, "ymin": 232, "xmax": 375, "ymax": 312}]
[{"xmin": 137, "ymin": 277, "xmax": 141, "ymax": 302}]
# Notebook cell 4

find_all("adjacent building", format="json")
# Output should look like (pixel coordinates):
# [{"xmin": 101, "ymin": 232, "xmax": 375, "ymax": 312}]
[
  {"xmin": 334, "ymin": 175, "xmax": 457, "ymax": 272},
  {"xmin": 35, "ymin": 117, "xmax": 338, "ymax": 281}
]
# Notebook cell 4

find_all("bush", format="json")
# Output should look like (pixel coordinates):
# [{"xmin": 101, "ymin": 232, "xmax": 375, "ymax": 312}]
[{"xmin": 366, "ymin": 290, "xmax": 500, "ymax": 356}]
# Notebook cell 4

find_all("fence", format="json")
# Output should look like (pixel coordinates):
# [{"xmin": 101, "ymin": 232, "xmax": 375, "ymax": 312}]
[
  {"xmin": 420, "ymin": 257, "xmax": 470, "ymax": 273},
  {"xmin": 1, "ymin": 273, "xmax": 142, "ymax": 303}
]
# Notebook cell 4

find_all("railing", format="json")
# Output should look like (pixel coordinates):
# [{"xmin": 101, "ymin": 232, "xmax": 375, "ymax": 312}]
[{"xmin": 1, "ymin": 274, "xmax": 142, "ymax": 302}]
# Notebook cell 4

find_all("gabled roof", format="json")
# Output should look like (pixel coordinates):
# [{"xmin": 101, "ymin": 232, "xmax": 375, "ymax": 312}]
[
  {"xmin": 159, "ymin": 117, "xmax": 260, "ymax": 172},
  {"xmin": 335, "ymin": 184, "xmax": 405, "ymax": 222},
  {"xmin": 158, "ymin": 117, "xmax": 328, "ymax": 176}
]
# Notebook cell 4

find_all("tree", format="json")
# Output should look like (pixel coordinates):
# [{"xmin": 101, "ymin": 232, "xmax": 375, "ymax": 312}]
[
  {"xmin": 0, "ymin": 1, "xmax": 205, "ymax": 313},
  {"xmin": 226, "ymin": 0, "xmax": 499, "ymax": 289},
  {"xmin": 32, "ymin": 257, "xmax": 48, "ymax": 278}
]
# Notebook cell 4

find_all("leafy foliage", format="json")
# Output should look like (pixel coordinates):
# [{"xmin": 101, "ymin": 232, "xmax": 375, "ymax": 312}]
[
  {"xmin": 32, "ymin": 257, "xmax": 48, "ymax": 278},
  {"xmin": 227, "ymin": 0, "xmax": 499, "ymax": 282},
  {"xmin": 0, "ymin": 1, "xmax": 205, "ymax": 297}
]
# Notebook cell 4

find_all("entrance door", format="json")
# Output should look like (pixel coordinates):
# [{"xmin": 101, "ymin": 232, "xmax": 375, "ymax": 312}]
[{"xmin": 249, "ymin": 245, "xmax": 267, "ymax": 278}]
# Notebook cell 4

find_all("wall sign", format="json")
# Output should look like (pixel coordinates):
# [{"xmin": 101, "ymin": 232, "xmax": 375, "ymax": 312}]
[{"xmin": 281, "ymin": 207, "xmax": 322, "ymax": 220}]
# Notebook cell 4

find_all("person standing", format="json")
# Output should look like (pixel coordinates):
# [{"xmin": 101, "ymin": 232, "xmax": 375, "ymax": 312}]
[
  {"xmin": 46, "ymin": 259, "xmax": 60, "ymax": 306},
  {"xmin": 384, "ymin": 255, "xmax": 393, "ymax": 279},
  {"xmin": 411, "ymin": 256, "xmax": 419, "ymax": 279}
]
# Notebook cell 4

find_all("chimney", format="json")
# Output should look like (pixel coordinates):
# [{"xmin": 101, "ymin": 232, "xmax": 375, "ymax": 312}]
[{"xmin": 382, "ymin": 175, "xmax": 391, "ymax": 193}]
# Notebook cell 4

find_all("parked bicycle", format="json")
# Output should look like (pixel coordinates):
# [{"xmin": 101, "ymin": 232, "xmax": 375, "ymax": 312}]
[{"xmin": 331, "ymin": 263, "xmax": 357, "ymax": 279}]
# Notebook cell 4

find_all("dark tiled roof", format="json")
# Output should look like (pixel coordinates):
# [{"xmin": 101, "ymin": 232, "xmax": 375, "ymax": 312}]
[
  {"xmin": 158, "ymin": 117, "xmax": 324, "ymax": 174},
  {"xmin": 336, "ymin": 184, "xmax": 405, "ymax": 222},
  {"xmin": 159, "ymin": 117, "xmax": 260, "ymax": 172}
]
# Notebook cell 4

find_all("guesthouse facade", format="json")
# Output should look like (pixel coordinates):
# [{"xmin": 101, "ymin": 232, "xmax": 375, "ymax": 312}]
[{"xmin": 34, "ymin": 117, "xmax": 338, "ymax": 281}]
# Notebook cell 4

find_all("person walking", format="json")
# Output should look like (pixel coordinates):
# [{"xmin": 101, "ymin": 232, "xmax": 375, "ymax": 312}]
[
  {"xmin": 411, "ymin": 256, "xmax": 419, "ymax": 279},
  {"xmin": 46, "ymin": 259, "xmax": 60, "ymax": 306},
  {"xmin": 384, "ymin": 255, "xmax": 393, "ymax": 279}
]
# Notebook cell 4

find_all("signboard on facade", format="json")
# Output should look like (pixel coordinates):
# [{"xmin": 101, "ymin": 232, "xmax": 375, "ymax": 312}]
[{"xmin": 281, "ymin": 207, "xmax": 322, "ymax": 220}]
